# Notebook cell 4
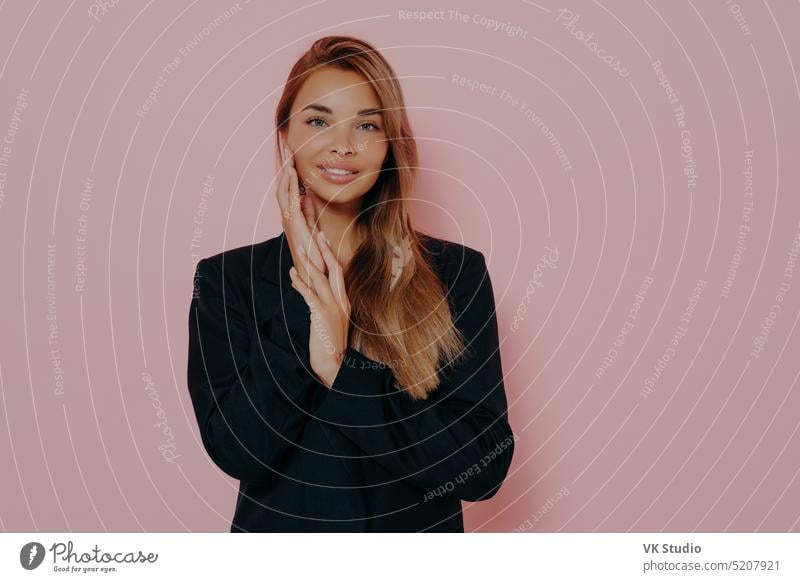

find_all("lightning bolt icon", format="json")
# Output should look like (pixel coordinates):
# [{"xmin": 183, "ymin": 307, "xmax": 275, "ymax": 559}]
[{"xmin": 28, "ymin": 545, "xmax": 38, "ymax": 566}]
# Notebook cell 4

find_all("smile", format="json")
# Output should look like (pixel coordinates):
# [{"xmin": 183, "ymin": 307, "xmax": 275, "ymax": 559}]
[
  {"xmin": 321, "ymin": 167, "xmax": 356, "ymax": 175},
  {"xmin": 317, "ymin": 166, "xmax": 360, "ymax": 184}
]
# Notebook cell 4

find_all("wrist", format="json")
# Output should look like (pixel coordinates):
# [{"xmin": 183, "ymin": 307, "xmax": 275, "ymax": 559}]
[
  {"xmin": 317, "ymin": 366, "xmax": 339, "ymax": 389},
  {"xmin": 318, "ymin": 350, "xmax": 345, "ymax": 388}
]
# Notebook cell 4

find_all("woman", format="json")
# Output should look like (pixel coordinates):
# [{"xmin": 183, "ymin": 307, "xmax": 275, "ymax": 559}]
[{"xmin": 187, "ymin": 35, "xmax": 515, "ymax": 532}]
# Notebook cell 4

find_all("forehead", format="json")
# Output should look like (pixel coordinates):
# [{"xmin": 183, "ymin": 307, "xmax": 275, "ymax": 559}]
[{"xmin": 292, "ymin": 66, "xmax": 381, "ymax": 115}]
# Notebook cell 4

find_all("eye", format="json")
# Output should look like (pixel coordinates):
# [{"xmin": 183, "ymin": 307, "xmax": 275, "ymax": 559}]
[
  {"xmin": 306, "ymin": 117, "xmax": 327, "ymax": 128},
  {"xmin": 305, "ymin": 117, "xmax": 381, "ymax": 131}
]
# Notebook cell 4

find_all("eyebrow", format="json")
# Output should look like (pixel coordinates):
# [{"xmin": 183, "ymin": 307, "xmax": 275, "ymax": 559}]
[{"xmin": 300, "ymin": 103, "xmax": 383, "ymax": 117}]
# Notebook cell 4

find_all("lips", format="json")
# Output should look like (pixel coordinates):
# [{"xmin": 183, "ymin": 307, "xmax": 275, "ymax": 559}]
[
  {"xmin": 317, "ymin": 162, "xmax": 359, "ymax": 174},
  {"xmin": 317, "ymin": 163, "xmax": 360, "ymax": 185}
]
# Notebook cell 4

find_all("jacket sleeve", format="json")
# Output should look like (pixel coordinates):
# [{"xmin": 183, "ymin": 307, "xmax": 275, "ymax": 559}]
[
  {"xmin": 186, "ymin": 256, "xmax": 325, "ymax": 484},
  {"xmin": 314, "ymin": 250, "xmax": 515, "ymax": 502}
]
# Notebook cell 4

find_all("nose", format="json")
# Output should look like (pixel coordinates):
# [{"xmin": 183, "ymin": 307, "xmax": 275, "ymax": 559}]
[
  {"xmin": 328, "ymin": 120, "xmax": 355, "ymax": 157},
  {"xmin": 331, "ymin": 144, "xmax": 354, "ymax": 157}
]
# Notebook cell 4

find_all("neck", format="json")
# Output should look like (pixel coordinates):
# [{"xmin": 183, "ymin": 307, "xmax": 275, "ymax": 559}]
[{"xmin": 304, "ymin": 190, "xmax": 364, "ymax": 269}]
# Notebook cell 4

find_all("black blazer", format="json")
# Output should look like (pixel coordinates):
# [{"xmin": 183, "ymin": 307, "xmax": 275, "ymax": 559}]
[{"xmin": 187, "ymin": 231, "xmax": 515, "ymax": 532}]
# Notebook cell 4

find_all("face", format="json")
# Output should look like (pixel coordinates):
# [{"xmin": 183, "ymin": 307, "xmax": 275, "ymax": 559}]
[{"xmin": 283, "ymin": 66, "xmax": 389, "ymax": 208}]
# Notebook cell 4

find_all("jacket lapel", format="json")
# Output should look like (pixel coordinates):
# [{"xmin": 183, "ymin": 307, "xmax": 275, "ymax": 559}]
[
  {"xmin": 260, "ymin": 231, "xmax": 293, "ymax": 290},
  {"xmin": 256, "ymin": 232, "xmax": 312, "ymax": 359}
]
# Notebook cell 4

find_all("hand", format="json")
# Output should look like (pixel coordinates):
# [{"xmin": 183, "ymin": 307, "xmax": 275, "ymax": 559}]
[
  {"xmin": 275, "ymin": 143, "xmax": 326, "ymax": 289},
  {"xmin": 289, "ymin": 230, "xmax": 352, "ymax": 388}
]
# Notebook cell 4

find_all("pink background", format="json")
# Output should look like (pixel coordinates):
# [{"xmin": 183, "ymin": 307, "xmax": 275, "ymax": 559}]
[{"xmin": 1, "ymin": 0, "xmax": 799, "ymax": 532}]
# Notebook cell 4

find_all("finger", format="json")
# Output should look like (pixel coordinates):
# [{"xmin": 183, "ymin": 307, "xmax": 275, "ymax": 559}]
[
  {"xmin": 289, "ymin": 266, "xmax": 319, "ymax": 309},
  {"xmin": 295, "ymin": 241, "xmax": 316, "ymax": 288},
  {"xmin": 316, "ymin": 231, "xmax": 349, "ymax": 311},
  {"xmin": 274, "ymin": 165, "xmax": 285, "ymax": 213},
  {"xmin": 299, "ymin": 244, "xmax": 335, "ymax": 305},
  {"xmin": 288, "ymin": 166, "xmax": 299, "ymax": 198},
  {"xmin": 284, "ymin": 143, "xmax": 294, "ymax": 167},
  {"xmin": 287, "ymin": 221, "xmax": 316, "ymax": 286},
  {"xmin": 303, "ymin": 248, "xmax": 335, "ymax": 305},
  {"xmin": 301, "ymin": 195, "xmax": 317, "ymax": 232},
  {"xmin": 307, "ymin": 234, "xmax": 327, "ymax": 275},
  {"xmin": 275, "ymin": 165, "xmax": 290, "ymax": 216},
  {"xmin": 300, "ymin": 196, "xmax": 315, "ymax": 238},
  {"xmin": 298, "ymin": 198, "xmax": 326, "ymax": 273},
  {"xmin": 293, "ymin": 204, "xmax": 324, "ymax": 271},
  {"xmin": 281, "ymin": 143, "xmax": 290, "ymax": 167},
  {"xmin": 287, "ymin": 167, "xmax": 303, "ymax": 220}
]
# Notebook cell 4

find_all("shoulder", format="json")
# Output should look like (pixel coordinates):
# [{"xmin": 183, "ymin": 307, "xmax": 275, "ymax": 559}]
[
  {"xmin": 415, "ymin": 232, "xmax": 493, "ymax": 309},
  {"xmin": 416, "ymin": 231, "xmax": 487, "ymax": 282},
  {"xmin": 417, "ymin": 231, "xmax": 483, "ymax": 262},
  {"xmin": 415, "ymin": 233, "xmax": 496, "ymax": 323},
  {"xmin": 196, "ymin": 234, "xmax": 279, "ymax": 276}
]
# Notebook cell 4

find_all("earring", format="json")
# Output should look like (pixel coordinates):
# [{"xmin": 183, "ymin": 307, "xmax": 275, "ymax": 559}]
[{"xmin": 389, "ymin": 234, "xmax": 413, "ymax": 291}]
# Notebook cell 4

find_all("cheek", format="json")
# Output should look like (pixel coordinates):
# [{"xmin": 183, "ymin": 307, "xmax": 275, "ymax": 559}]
[
  {"xmin": 361, "ymin": 141, "xmax": 389, "ymax": 170},
  {"xmin": 286, "ymin": 124, "xmax": 318, "ymax": 154}
]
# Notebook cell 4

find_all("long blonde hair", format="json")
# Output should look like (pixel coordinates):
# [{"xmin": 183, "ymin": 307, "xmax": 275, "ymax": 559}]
[{"xmin": 275, "ymin": 36, "xmax": 467, "ymax": 400}]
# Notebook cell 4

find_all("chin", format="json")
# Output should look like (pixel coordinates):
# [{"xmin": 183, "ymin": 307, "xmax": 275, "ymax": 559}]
[{"xmin": 312, "ymin": 186, "xmax": 365, "ymax": 205}]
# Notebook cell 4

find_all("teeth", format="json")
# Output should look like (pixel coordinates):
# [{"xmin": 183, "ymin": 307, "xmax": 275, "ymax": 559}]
[{"xmin": 322, "ymin": 167, "xmax": 355, "ymax": 175}]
